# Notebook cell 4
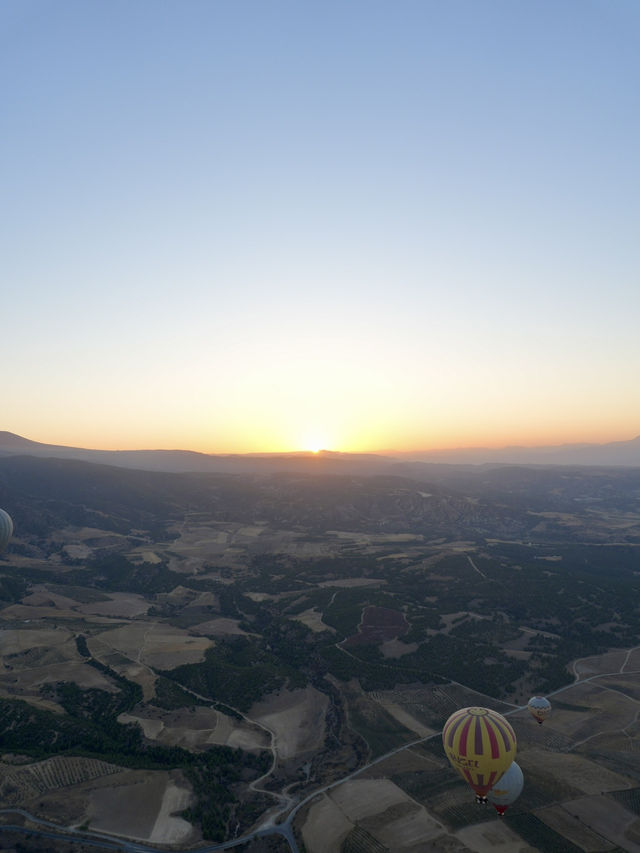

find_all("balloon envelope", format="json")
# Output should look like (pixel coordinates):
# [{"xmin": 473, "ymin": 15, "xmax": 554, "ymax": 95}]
[
  {"xmin": 442, "ymin": 707, "xmax": 517, "ymax": 799},
  {"xmin": 0, "ymin": 509, "xmax": 12, "ymax": 554},
  {"xmin": 488, "ymin": 760, "xmax": 524, "ymax": 815},
  {"xmin": 528, "ymin": 696, "xmax": 551, "ymax": 724}
]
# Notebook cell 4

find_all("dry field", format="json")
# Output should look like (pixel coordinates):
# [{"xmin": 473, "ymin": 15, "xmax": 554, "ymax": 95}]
[
  {"xmin": 368, "ymin": 692, "xmax": 436, "ymax": 738},
  {"xmin": 573, "ymin": 649, "xmax": 630, "ymax": 678},
  {"xmin": 301, "ymin": 778, "xmax": 451, "ymax": 852},
  {"xmin": 535, "ymin": 803, "xmax": 618, "ymax": 851},
  {"xmin": 363, "ymin": 746, "xmax": 443, "ymax": 779},
  {"xmin": 114, "ymin": 661, "xmax": 158, "ymax": 701},
  {"xmin": 190, "ymin": 616, "xmax": 248, "ymax": 636},
  {"xmin": 1, "ymin": 626, "xmax": 75, "ymax": 660},
  {"xmin": 165, "ymin": 520, "xmax": 319, "ymax": 568},
  {"xmin": 326, "ymin": 531, "xmax": 424, "ymax": 545},
  {"xmin": 318, "ymin": 577, "xmax": 387, "ymax": 588},
  {"xmin": 370, "ymin": 682, "xmax": 511, "ymax": 732},
  {"xmin": 21, "ymin": 586, "xmax": 88, "ymax": 610},
  {"xmin": 189, "ymin": 589, "xmax": 222, "ymax": 608},
  {"xmin": 51, "ymin": 527, "xmax": 125, "ymax": 543},
  {"xmin": 1, "ymin": 582, "xmax": 142, "ymax": 638},
  {"xmin": 164, "ymin": 521, "xmax": 246, "ymax": 571},
  {"xmin": 117, "ymin": 706, "xmax": 269, "ymax": 751},
  {"xmin": 128, "ymin": 549, "xmax": 163, "ymax": 564},
  {"xmin": 62, "ymin": 543, "xmax": 93, "ymax": 559},
  {"xmin": 455, "ymin": 822, "xmax": 537, "ymax": 853},
  {"xmin": 250, "ymin": 686, "xmax": 329, "ymax": 759},
  {"xmin": 291, "ymin": 607, "xmax": 336, "ymax": 633},
  {"xmin": 81, "ymin": 770, "xmax": 195, "ymax": 845},
  {"xmin": 1, "ymin": 659, "xmax": 116, "ymax": 702},
  {"xmin": 519, "ymin": 749, "xmax": 632, "ymax": 795},
  {"xmin": 155, "ymin": 585, "xmax": 204, "ymax": 606},
  {"xmin": 300, "ymin": 792, "xmax": 353, "ymax": 852},
  {"xmin": 0, "ymin": 602, "xmax": 123, "ymax": 626},
  {"xmin": 437, "ymin": 611, "xmax": 491, "ymax": 635},
  {"xmin": 594, "ymin": 672, "xmax": 640, "ymax": 701},
  {"xmin": 88, "ymin": 621, "xmax": 212, "ymax": 670},
  {"xmin": 331, "ymin": 778, "xmax": 416, "ymax": 821},
  {"xmin": 553, "ymin": 795, "xmax": 640, "ymax": 852},
  {"xmin": 370, "ymin": 802, "xmax": 448, "ymax": 849},
  {"xmin": 76, "ymin": 593, "xmax": 151, "ymax": 618},
  {"xmin": 380, "ymin": 637, "xmax": 418, "ymax": 658}
]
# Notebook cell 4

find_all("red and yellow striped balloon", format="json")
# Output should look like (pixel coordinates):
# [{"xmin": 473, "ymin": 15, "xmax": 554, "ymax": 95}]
[{"xmin": 442, "ymin": 707, "xmax": 517, "ymax": 800}]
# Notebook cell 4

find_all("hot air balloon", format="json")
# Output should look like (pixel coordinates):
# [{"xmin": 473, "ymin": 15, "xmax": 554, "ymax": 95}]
[
  {"xmin": 442, "ymin": 706, "xmax": 517, "ymax": 802},
  {"xmin": 488, "ymin": 760, "xmax": 524, "ymax": 816},
  {"xmin": 0, "ymin": 509, "xmax": 12, "ymax": 554},
  {"xmin": 528, "ymin": 696, "xmax": 551, "ymax": 725}
]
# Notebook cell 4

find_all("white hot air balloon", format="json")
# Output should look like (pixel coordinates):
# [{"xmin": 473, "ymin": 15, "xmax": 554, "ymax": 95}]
[{"xmin": 488, "ymin": 760, "xmax": 524, "ymax": 816}]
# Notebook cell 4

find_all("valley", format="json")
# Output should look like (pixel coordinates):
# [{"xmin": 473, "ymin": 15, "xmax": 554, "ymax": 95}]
[{"xmin": 0, "ymin": 454, "xmax": 639, "ymax": 851}]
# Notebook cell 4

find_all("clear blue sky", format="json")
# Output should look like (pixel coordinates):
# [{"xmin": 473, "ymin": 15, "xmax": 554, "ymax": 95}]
[{"xmin": 3, "ymin": 0, "xmax": 639, "ymax": 452}]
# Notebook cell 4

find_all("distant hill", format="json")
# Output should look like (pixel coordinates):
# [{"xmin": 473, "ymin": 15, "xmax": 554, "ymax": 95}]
[
  {"xmin": 4, "ymin": 449, "xmax": 640, "ymax": 546},
  {"xmin": 390, "ymin": 436, "xmax": 640, "ymax": 467},
  {"xmin": 0, "ymin": 430, "xmax": 639, "ymax": 473}
]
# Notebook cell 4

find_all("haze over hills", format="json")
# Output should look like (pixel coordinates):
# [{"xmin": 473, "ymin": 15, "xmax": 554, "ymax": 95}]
[
  {"xmin": 391, "ymin": 435, "xmax": 640, "ymax": 467},
  {"xmin": 1, "ymin": 431, "xmax": 639, "ymax": 474}
]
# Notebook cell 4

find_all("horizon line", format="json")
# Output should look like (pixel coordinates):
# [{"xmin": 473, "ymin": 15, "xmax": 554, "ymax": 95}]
[{"xmin": 1, "ymin": 430, "xmax": 639, "ymax": 457}]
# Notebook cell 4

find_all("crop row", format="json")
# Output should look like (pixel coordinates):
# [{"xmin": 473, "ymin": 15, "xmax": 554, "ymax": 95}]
[
  {"xmin": 341, "ymin": 825, "xmax": 388, "ymax": 852},
  {"xmin": 1, "ymin": 755, "xmax": 121, "ymax": 801}
]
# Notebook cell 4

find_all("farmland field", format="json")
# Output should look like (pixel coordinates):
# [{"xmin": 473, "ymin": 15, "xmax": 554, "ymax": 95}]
[{"xmin": 1, "ymin": 454, "xmax": 640, "ymax": 850}]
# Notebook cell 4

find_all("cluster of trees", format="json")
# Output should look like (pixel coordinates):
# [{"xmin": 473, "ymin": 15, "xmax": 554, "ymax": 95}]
[
  {"xmin": 0, "ymin": 573, "xmax": 27, "ymax": 603},
  {"xmin": 166, "ymin": 635, "xmax": 306, "ymax": 712},
  {"xmin": 86, "ymin": 554, "xmax": 183, "ymax": 594}
]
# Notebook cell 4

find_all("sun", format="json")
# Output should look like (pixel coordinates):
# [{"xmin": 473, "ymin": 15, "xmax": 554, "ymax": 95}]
[{"xmin": 303, "ymin": 433, "xmax": 329, "ymax": 454}]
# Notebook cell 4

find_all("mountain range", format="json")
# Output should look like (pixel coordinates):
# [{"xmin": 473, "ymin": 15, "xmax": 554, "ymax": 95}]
[{"xmin": 1, "ymin": 431, "xmax": 639, "ymax": 474}]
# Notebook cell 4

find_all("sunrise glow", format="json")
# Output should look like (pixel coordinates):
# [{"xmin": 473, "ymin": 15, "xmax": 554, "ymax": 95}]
[{"xmin": 3, "ymin": 2, "xmax": 639, "ymax": 456}]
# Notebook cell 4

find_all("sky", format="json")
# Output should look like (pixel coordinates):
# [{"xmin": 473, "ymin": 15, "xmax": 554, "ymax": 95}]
[{"xmin": 2, "ymin": 0, "xmax": 640, "ymax": 454}]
